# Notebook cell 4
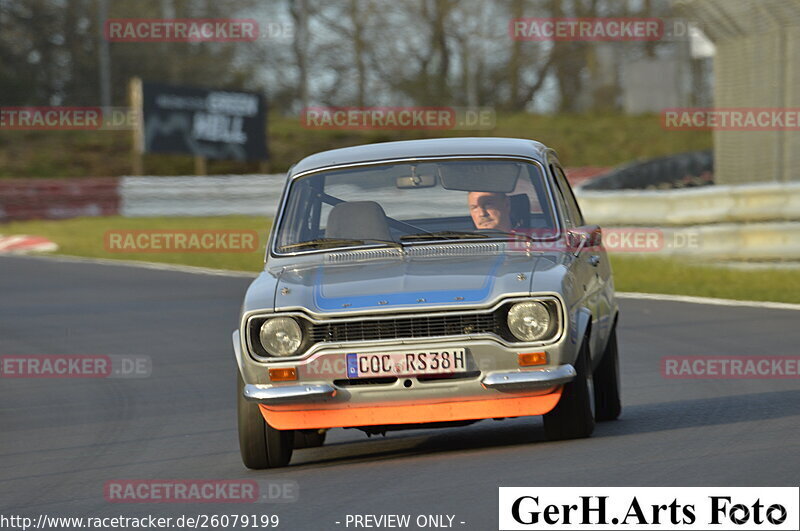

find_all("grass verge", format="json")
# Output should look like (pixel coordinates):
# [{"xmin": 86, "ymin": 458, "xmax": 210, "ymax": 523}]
[
  {"xmin": 3, "ymin": 216, "xmax": 798, "ymax": 304},
  {"xmin": 1, "ymin": 216, "xmax": 270, "ymax": 272},
  {"xmin": 610, "ymin": 256, "xmax": 800, "ymax": 304}
]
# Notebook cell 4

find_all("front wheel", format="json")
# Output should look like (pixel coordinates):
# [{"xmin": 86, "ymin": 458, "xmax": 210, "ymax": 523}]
[
  {"xmin": 593, "ymin": 326, "xmax": 622, "ymax": 421},
  {"xmin": 237, "ymin": 373, "xmax": 294, "ymax": 469},
  {"xmin": 543, "ymin": 337, "xmax": 595, "ymax": 441}
]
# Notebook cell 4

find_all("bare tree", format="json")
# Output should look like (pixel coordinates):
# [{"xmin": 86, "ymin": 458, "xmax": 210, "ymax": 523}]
[{"xmin": 289, "ymin": 0, "xmax": 310, "ymax": 108}]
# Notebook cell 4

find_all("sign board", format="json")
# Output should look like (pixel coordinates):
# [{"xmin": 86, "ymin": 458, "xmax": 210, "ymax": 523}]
[{"xmin": 140, "ymin": 81, "xmax": 267, "ymax": 161}]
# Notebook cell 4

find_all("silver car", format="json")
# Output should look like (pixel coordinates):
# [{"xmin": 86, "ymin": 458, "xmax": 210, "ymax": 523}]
[{"xmin": 233, "ymin": 138, "xmax": 620, "ymax": 468}]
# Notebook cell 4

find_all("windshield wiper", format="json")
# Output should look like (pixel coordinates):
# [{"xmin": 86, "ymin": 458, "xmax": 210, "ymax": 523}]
[
  {"xmin": 473, "ymin": 230, "xmax": 536, "ymax": 242},
  {"xmin": 279, "ymin": 238, "xmax": 403, "ymax": 251},
  {"xmin": 400, "ymin": 231, "xmax": 491, "ymax": 242},
  {"xmin": 400, "ymin": 230, "xmax": 542, "ymax": 243}
]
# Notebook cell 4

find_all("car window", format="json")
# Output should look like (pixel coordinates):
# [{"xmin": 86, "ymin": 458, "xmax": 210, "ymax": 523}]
[
  {"xmin": 549, "ymin": 164, "xmax": 574, "ymax": 228},
  {"xmin": 552, "ymin": 164, "xmax": 585, "ymax": 227},
  {"xmin": 274, "ymin": 160, "xmax": 558, "ymax": 251}
]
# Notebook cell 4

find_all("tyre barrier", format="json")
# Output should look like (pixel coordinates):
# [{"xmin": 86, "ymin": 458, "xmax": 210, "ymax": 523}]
[
  {"xmin": 0, "ymin": 178, "xmax": 120, "ymax": 222},
  {"xmin": 580, "ymin": 150, "xmax": 712, "ymax": 191}
]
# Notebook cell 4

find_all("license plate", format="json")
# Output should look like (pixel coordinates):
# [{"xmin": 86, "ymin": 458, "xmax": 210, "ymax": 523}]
[{"xmin": 346, "ymin": 349, "xmax": 467, "ymax": 378}]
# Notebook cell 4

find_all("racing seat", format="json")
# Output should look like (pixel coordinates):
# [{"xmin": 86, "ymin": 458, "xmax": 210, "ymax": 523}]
[
  {"xmin": 325, "ymin": 201, "xmax": 393, "ymax": 241},
  {"xmin": 509, "ymin": 194, "xmax": 530, "ymax": 229}
]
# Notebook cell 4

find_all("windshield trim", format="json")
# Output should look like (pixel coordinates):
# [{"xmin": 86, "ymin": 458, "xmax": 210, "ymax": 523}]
[{"xmin": 268, "ymin": 155, "xmax": 562, "ymax": 259}]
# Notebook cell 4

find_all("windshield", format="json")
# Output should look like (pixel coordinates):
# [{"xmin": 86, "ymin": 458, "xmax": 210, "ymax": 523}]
[{"xmin": 274, "ymin": 159, "xmax": 557, "ymax": 252}]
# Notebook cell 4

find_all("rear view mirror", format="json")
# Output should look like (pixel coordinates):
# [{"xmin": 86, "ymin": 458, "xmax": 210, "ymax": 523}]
[
  {"xmin": 439, "ymin": 162, "xmax": 520, "ymax": 193},
  {"xmin": 396, "ymin": 173, "xmax": 437, "ymax": 189}
]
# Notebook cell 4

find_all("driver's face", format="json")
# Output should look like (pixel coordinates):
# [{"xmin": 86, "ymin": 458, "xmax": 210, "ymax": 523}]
[{"xmin": 468, "ymin": 192, "xmax": 511, "ymax": 231}]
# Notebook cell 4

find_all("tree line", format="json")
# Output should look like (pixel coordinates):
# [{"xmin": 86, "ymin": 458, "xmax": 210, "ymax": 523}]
[{"xmin": 0, "ymin": 0, "xmax": 679, "ymax": 113}]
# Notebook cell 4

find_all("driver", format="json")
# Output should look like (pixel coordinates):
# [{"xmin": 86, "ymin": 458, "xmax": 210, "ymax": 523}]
[{"xmin": 467, "ymin": 191, "xmax": 511, "ymax": 232}]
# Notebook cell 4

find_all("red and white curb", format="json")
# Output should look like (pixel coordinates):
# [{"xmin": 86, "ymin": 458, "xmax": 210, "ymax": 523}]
[{"xmin": 0, "ymin": 235, "xmax": 58, "ymax": 253}]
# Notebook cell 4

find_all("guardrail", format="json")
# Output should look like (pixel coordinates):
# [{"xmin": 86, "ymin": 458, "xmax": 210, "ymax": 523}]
[
  {"xmin": 119, "ymin": 175, "xmax": 285, "ymax": 217},
  {"xmin": 1, "ymin": 168, "xmax": 605, "ymax": 222},
  {"xmin": 3, "ymin": 174, "xmax": 798, "ymax": 262},
  {"xmin": 118, "ymin": 170, "xmax": 609, "ymax": 218},
  {"xmin": 633, "ymin": 223, "xmax": 800, "ymax": 261},
  {"xmin": 7, "ymin": 171, "xmax": 793, "ymax": 227},
  {"xmin": 575, "ymin": 182, "xmax": 800, "ymax": 226}
]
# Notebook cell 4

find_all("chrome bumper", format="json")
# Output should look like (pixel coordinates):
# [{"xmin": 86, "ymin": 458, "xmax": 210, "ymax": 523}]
[
  {"xmin": 243, "ymin": 365, "xmax": 573, "ymax": 405},
  {"xmin": 243, "ymin": 383, "xmax": 336, "ymax": 404},
  {"xmin": 481, "ymin": 364, "xmax": 575, "ymax": 391}
]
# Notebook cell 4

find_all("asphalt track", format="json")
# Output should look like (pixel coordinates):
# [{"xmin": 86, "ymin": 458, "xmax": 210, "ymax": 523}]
[{"xmin": 1, "ymin": 254, "xmax": 799, "ymax": 530}]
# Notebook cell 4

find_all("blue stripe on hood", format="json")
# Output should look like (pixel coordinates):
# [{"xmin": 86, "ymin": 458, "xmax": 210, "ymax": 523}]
[{"xmin": 312, "ymin": 255, "xmax": 505, "ymax": 311}]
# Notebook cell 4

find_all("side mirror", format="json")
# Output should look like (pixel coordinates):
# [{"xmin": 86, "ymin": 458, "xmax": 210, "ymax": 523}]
[
  {"xmin": 566, "ymin": 230, "xmax": 589, "ymax": 256},
  {"xmin": 567, "ymin": 225, "xmax": 602, "ymax": 255},
  {"xmin": 586, "ymin": 225, "xmax": 602, "ymax": 247}
]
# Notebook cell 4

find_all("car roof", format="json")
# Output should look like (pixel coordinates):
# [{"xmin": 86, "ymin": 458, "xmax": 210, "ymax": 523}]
[{"xmin": 289, "ymin": 137, "xmax": 551, "ymax": 176}]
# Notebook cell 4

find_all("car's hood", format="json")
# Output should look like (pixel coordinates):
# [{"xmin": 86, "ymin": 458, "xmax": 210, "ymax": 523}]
[{"xmin": 274, "ymin": 253, "xmax": 543, "ymax": 314}]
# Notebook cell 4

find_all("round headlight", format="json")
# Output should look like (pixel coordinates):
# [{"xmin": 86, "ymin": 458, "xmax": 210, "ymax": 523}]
[
  {"xmin": 259, "ymin": 317, "xmax": 303, "ymax": 357},
  {"xmin": 507, "ymin": 301, "xmax": 552, "ymax": 342}
]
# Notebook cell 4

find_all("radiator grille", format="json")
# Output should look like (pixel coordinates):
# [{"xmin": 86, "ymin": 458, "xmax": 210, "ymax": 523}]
[{"xmin": 309, "ymin": 312, "xmax": 501, "ymax": 343}]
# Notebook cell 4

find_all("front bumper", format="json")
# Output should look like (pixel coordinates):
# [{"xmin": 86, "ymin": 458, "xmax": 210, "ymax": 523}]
[
  {"xmin": 234, "ymin": 330, "xmax": 577, "ymax": 430},
  {"xmin": 243, "ymin": 364, "xmax": 575, "ymax": 404},
  {"xmin": 243, "ymin": 364, "xmax": 574, "ymax": 430},
  {"xmin": 243, "ymin": 383, "xmax": 337, "ymax": 404},
  {"xmin": 481, "ymin": 364, "xmax": 575, "ymax": 390}
]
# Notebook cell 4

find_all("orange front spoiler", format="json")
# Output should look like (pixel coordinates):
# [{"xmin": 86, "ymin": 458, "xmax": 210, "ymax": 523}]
[{"xmin": 259, "ymin": 390, "xmax": 563, "ymax": 430}]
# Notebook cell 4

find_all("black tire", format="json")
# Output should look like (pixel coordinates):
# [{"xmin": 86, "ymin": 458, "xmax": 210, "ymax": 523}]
[
  {"xmin": 237, "ymin": 373, "xmax": 294, "ymax": 469},
  {"xmin": 593, "ymin": 326, "xmax": 622, "ymax": 421},
  {"xmin": 294, "ymin": 429, "xmax": 327, "ymax": 449},
  {"xmin": 543, "ymin": 337, "xmax": 595, "ymax": 440}
]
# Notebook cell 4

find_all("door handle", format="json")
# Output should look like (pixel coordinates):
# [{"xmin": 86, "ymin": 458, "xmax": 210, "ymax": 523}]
[{"xmin": 589, "ymin": 255, "xmax": 600, "ymax": 267}]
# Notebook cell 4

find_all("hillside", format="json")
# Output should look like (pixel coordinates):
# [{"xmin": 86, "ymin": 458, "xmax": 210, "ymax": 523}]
[{"xmin": 0, "ymin": 113, "xmax": 711, "ymax": 178}]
